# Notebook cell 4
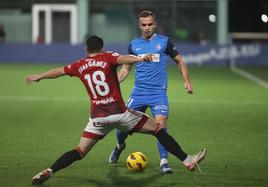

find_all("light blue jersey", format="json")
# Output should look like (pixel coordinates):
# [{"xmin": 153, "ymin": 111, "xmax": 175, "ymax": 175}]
[
  {"xmin": 128, "ymin": 34, "xmax": 179, "ymax": 93},
  {"xmin": 127, "ymin": 34, "xmax": 179, "ymax": 117},
  {"xmin": 116, "ymin": 34, "xmax": 180, "ymax": 163}
]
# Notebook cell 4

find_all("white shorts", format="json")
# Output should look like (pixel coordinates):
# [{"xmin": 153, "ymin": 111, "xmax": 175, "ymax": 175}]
[{"xmin": 82, "ymin": 109, "xmax": 148, "ymax": 139}]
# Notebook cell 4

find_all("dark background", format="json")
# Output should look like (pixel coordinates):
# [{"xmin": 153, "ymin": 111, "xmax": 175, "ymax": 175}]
[{"xmin": 229, "ymin": 0, "xmax": 268, "ymax": 32}]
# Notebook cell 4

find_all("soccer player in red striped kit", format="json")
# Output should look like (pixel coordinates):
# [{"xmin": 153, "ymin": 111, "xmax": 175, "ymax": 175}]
[{"xmin": 25, "ymin": 35, "xmax": 206, "ymax": 185}]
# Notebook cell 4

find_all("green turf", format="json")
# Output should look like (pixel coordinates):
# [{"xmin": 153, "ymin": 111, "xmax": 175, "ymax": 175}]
[
  {"xmin": 0, "ymin": 64, "xmax": 268, "ymax": 187},
  {"xmin": 239, "ymin": 66, "xmax": 268, "ymax": 81}
]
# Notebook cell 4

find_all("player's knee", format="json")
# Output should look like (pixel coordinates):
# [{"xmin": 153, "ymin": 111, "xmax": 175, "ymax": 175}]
[
  {"xmin": 154, "ymin": 123, "xmax": 164, "ymax": 135},
  {"xmin": 155, "ymin": 116, "xmax": 168, "ymax": 128},
  {"xmin": 158, "ymin": 122, "xmax": 167, "ymax": 128}
]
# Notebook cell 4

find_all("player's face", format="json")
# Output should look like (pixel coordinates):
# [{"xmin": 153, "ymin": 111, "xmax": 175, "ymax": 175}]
[{"xmin": 139, "ymin": 16, "xmax": 156, "ymax": 39}]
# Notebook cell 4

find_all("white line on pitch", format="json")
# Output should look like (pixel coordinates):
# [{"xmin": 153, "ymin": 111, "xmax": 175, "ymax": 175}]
[{"xmin": 231, "ymin": 66, "xmax": 268, "ymax": 89}]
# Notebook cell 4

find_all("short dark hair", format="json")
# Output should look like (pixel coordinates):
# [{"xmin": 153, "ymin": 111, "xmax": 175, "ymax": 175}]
[
  {"xmin": 86, "ymin": 35, "xmax": 104, "ymax": 53},
  {"xmin": 138, "ymin": 10, "xmax": 156, "ymax": 21}
]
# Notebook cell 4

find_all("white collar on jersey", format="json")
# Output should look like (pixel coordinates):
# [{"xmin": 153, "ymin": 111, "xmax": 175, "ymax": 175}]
[{"xmin": 142, "ymin": 33, "xmax": 157, "ymax": 41}]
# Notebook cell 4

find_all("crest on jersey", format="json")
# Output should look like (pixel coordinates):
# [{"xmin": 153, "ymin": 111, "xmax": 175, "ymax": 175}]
[{"xmin": 156, "ymin": 44, "xmax": 161, "ymax": 51}]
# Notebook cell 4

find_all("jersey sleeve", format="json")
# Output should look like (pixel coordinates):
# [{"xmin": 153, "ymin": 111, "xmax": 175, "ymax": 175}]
[
  {"xmin": 128, "ymin": 43, "xmax": 134, "ymax": 55},
  {"xmin": 166, "ymin": 39, "xmax": 179, "ymax": 58},
  {"xmin": 107, "ymin": 52, "xmax": 120, "ymax": 65},
  {"xmin": 63, "ymin": 61, "xmax": 79, "ymax": 76}
]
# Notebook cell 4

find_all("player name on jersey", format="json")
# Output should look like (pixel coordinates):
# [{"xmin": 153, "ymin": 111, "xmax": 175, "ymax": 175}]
[
  {"xmin": 92, "ymin": 97, "xmax": 115, "ymax": 105},
  {"xmin": 78, "ymin": 59, "xmax": 107, "ymax": 74}
]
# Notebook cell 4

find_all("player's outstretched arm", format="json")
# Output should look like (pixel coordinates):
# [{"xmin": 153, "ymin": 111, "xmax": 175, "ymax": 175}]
[
  {"xmin": 117, "ymin": 54, "xmax": 153, "ymax": 65},
  {"xmin": 173, "ymin": 54, "xmax": 193, "ymax": 94},
  {"xmin": 117, "ymin": 64, "xmax": 132, "ymax": 83},
  {"xmin": 25, "ymin": 67, "xmax": 66, "ymax": 85}
]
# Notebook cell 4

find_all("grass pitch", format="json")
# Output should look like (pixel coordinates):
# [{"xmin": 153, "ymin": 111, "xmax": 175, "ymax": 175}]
[{"xmin": 0, "ymin": 64, "xmax": 268, "ymax": 187}]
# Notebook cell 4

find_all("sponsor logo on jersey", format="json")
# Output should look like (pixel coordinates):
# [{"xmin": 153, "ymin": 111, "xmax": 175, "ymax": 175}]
[
  {"xmin": 138, "ymin": 54, "xmax": 160, "ymax": 62},
  {"xmin": 156, "ymin": 44, "xmax": 162, "ymax": 51},
  {"xmin": 93, "ymin": 120, "xmax": 121, "ymax": 127}
]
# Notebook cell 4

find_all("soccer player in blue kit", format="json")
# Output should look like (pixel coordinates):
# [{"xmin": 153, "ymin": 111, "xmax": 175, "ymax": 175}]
[{"xmin": 109, "ymin": 10, "xmax": 193, "ymax": 174}]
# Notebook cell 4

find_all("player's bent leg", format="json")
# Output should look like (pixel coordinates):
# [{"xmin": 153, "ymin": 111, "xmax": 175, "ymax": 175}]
[
  {"xmin": 32, "ymin": 148, "xmax": 83, "ymax": 185},
  {"xmin": 158, "ymin": 130, "xmax": 173, "ymax": 174},
  {"xmin": 137, "ymin": 119, "xmax": 188, "ymax": 162},
  {"xmin": 154, "ymin": 127, "xmax": 188, "ymax": 161},
  {"xmin": 108, "ymin": 130, "xmax": 128, "ymax": 164},
  {"xmin": 109, "ymin": 142, "xmax": 126, "ymax": 164},
  {"xmin": 154, "ymin": 115, "xmax": 172, "ymax": 174},
  {"xmin": 50, "ymin": 137, "xmax": 99, "ymax": 173},
  {"xmin": 183, "ymin": 148, "xmax": 207, "ymax": 172},
  {"xmin": 109, "ymin": 109, "xmax": 146, "ymax": 164},
  {"xmin": 154, "ymin": 127, "xmax": 207, "ymax": 172},
  {"xmin": 135, "ymin": 117, "xmax": 160, "ymax": 134},
  {"xmin": 32, "ymin": 137, "xmax": 99, "ymax": 185},
  {"xmin": 78, "ymin": 137, "xmax": 99, "ymax": 156},
  {"xmin": 32, "ymin": 168, "xmax": 53, "ymax": 185},
  {"xmin": 116, "ymin": 129, "xmax": 128, "ymax": 145},
  {"xmin": 135, "ymin": 117, "xmax": 207, "ymax": 172}
]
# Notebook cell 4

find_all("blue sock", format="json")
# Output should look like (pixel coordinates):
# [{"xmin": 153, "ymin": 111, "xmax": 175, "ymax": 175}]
[
  {"xmin": 157, "ymin": 128, "xmax": 168, "ymax": 159},
  {"xmin": 116, "ymin": 129, "xmax": 128, "ymax": 145}
]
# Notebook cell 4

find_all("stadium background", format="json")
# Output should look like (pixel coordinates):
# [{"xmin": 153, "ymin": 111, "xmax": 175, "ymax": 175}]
[{"xmin": 0, "ymin": 0, "xmax": 268, "ymax": 187}]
